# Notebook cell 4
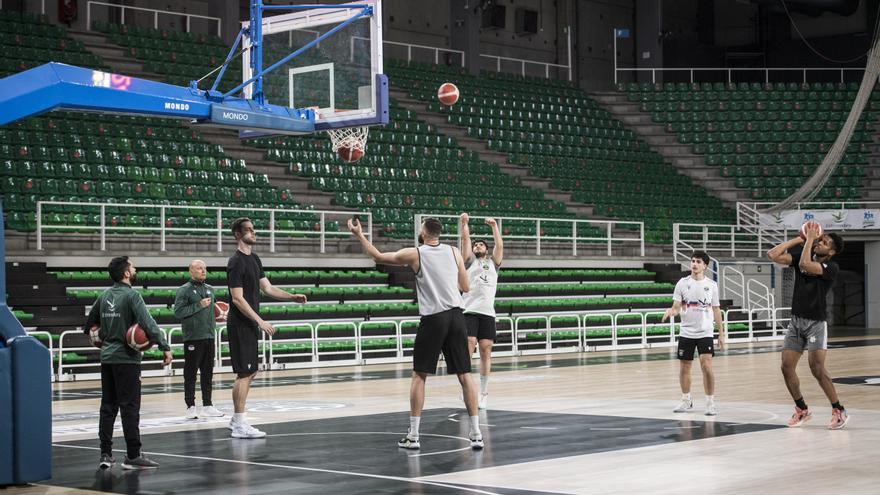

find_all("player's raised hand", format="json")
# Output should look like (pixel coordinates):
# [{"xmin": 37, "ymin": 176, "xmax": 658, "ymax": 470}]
[
  {"xmin": 460, "ymin": 212, "xmax": 469, "ymax": 225},
  {"xmin": 347, "ymin": 217, "xmax": 363, "ymax": 236},
  {"xmin": 484, "ymin": 217, "xmax": 497, "ymax": 228}
]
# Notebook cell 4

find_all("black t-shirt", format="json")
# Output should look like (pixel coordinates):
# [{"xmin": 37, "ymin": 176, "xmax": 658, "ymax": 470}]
[
  {"xmin": 788, "ymin": 246, "xmax": 839, "ymax": 321},
  {"xmin": 226, "ymin": 250, "xmax": 265, "ymax": 325}
]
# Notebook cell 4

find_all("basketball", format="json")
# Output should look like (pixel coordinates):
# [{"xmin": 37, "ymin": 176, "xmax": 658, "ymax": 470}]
[
  {"xmin": 88, "ymin": 325, "xmax": 102, "ymax": 348},
  {"xmin": 214, "ymin": 301, "xmax": 229, "ymax": 321},
  {"xmin": 437, "ymin": 82, "xmax": 459, "ymax": 106},
  {"xmin": 337, "ymin": 145, "xmax": 365, "ymax": 163},
  {"xmin": 799, "ymin": 220, "xmax": 823, "ymax": 240},
  {"xmin": 125, "ymin": 323, "xmax": 152, "ymax": 351}
]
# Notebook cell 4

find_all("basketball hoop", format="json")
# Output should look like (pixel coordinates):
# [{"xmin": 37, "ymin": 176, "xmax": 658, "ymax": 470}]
[{"xmin": 327, "ymin": 126, "xmax": 369, "ymax": 154}]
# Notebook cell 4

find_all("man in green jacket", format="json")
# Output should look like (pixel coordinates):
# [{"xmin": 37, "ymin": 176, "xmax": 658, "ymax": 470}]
[
  {"xmin": 174, "ymin": 259, "xmax": 224, "ymax": 419},
  {"xmin": 85, "ymin": 256, "xmax": 172, "ymax": 471}
]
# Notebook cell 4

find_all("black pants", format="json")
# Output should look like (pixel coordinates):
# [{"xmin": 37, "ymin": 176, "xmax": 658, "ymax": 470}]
[
  {"xmin": 184, "ymin": 339, "xmax": 216, "ymax": 408},
  {"xmin": 99, "ymin": 363, "xmax": 142, "ymax": 459}
]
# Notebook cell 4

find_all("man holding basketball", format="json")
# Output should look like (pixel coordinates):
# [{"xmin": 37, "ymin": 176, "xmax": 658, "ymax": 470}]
[
  {"xmin": 459, "ymin": 213, "xmax": 503, "ymax": 410},
  {"xmin": 84, "ymin": 256, "xmax": 172, "ymax": 470},
  {"xmin": 348, "ymin": 216, "xmax": 484, "ymax": 450},
  {"xmin": 174, "ymin": 259, "xmax": 223, "ymax": 420},
  {"xmin": 226, "ymin": 218, "xmax": 307, "ymax": 439},
  {"xmin": 768, "ymin": 221, "xmax": 848, "ymax": 429}
]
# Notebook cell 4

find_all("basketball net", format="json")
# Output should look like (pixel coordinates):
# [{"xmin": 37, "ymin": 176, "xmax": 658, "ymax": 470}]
[{"xmin": 327, "ymin": 126, "xmax": 369, "ymax": 153}]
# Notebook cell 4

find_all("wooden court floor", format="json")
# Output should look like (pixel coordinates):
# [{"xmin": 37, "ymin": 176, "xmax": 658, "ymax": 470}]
[{"xmin": 8, "ymin": 333, "xmax": 880, "ymax": 494}]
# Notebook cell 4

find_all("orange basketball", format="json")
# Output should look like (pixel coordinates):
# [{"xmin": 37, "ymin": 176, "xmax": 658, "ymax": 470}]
[
  {"xmin": 437, "ymin": 82, "xmax": 459, "ymax": 106},
  {"xmin": 125, "ymin": 323, "xmax": 152, "ymax": 351},
  {"xmin": 338, "ymin": 146, "xmax": 364, "ymax": 163},
  {"xmin": 799, "ymin": 220, "xmax": 823, "ymax": 240},
  {"xmin": 214, "ymin": 301, "xmax": 229, "ymax": 321}
]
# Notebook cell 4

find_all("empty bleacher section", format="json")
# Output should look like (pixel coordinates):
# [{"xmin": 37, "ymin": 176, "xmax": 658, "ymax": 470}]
[
  {"xmin": 0, "ymin": 10, "xmax": 107, "ymax": 77},
  {"xmin": 619, "ymin": 81, "xmax": 874, "ymax": 202},
  {"xmin": 9, "ymin": 262, "xmax": 766, "ymax": 380},
  {"xmin": 0, "ymin": 111, "xmax": 323, "ymax": 235},
  {"xmin": 248, "ymin": 102, "xmax": 580, "ymax": 240},
  {"xmin": 386, "ymin": 60, "xmax": 736, "ymax": 244},
  {"xmin": 0, "ymin": 14, "xmax": 332, "ymax": 238},
  {"xmin": 90, "ymin": 21, "xmax": 239, "ymax": 93}
]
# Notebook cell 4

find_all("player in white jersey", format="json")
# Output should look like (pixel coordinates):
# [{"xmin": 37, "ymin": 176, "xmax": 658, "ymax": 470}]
[
  {"xmin": 458, "ymin": 213, "xmax": 503, "ymax": 409},
  {"xmin": 348, "ymin": 216, "xmax": 484, "ymax": 450},
  {"xmin": 662, "ymin": 251, "xmax": 725, "ymax": 415}
]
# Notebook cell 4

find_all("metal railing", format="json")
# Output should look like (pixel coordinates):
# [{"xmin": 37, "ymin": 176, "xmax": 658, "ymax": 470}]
[
  {"xmin": 42, "ymin": 305, "xmax": 790, "ymax": 381},
  {"xmin": 722, "ymin": 265, "xmax": 746, "ymax": 306},
  {"xmin": 86, "ymin": 1, "xmax": 222, "ymax": 37},
  {"xmin": 415, "ymin": 213, "xmax": 645, "ymax": 256},
  {"xmin": 35, "ymin": 201, "xmax": 372, "ymax": 253},
  {"xmin": 736, "ymin": 202, "xmax": 788, "ymax": 248},
  {"xmin": 743, "ymin": 200, "xmax": 880, "ymax": 212},
  {"xmin": 614, "ymin": 66, "xmax": 865, "ymax": 85},
  {"xmin": 352, "ymin": 28, "xmax": 572, "ymax": 80},
  {"xmin": 352, "ymin": 36, "xmax": 465, "ymax": 67},
  {"xmin": 674, "ymin": 222, "xmax": 785, "ymax": 259}
]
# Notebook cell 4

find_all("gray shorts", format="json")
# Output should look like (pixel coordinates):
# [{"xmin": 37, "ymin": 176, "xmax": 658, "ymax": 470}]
[{"xmin": 783, "ymin": 315, "xmax": 828, "ymax": 352}]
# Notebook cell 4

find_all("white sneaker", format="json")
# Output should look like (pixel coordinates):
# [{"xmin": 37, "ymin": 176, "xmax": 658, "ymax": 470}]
[
  {"xmin": 201, "ymin": 405, "xmax": 224, "ymax": 417},
  {"xmin": 673, "ymin": 398, "xmax": 694, "ymax": 413},
  {"xmin": 185, "ymin": 406, "xmax": 198, "ymax": 419},
  {"xmin": 705, "ymin": 401, "xmax": 717, "ymax": 416},
  {"xmin": 470, "ymin": 432, "xmax": 484, "ymax": 450},
  {"xmin": 231, "ymin": 423, "xmax": 266, "ymax": 439},
  {"xmin": 397, "ymin": 434, "xmax": 420, "ymax": 450},
  {"xmin": 478, "ymin": 393, "xmax": 488, "ymax": 410}
]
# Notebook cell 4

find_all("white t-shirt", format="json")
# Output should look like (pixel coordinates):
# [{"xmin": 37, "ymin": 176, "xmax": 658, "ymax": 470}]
[
  {"xmin": 462, "ymin": 256, "xmax": 499, "ymax": 317},
  {"xmin": 672, "ymin": 275, "xmax": 720, "ymax": 339}
]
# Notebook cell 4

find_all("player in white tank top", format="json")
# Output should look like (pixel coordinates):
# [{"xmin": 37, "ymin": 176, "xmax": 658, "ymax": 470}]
[
  {"xmin": 459, "ymin": 213, "xmax": 504, "ymax": 410},
  {"xmin": 348, "ymin": 216, "xmax": 485, "ymax": 450}
]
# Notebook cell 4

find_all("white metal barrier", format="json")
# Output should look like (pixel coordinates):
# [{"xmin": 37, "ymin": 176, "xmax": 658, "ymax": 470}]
[
  {"xmin": 43, "ymin": 305, "xmax": 794, "ymax": 381},
  {"xmin": 36, "ymin": 201, "xmax": 372, "ymax": 253},
  {"xmin": 352, "ymin": 29, "xmax": 572, "ymax": 81},
  {"xmin": 86, "ymin": 1, "xmax": 222, "ymax": 37},
  {"xmin": 416, "ymin": 213, "xmax": 645, "ymax": 256},
  {"xmin": 674, "ymin": 222, "xmax": 787, "ymax": 260}
]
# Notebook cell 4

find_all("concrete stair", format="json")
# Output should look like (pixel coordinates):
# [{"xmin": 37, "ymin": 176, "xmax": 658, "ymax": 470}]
[{"xmin": 390, "ymin": 88, "xmax": 596, "ymax": 218}]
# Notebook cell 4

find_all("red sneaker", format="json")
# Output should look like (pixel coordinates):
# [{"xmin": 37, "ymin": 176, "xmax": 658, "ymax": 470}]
[
  {"xmin": 787, "ymin": 407, "xmax": 812, "ymax": 427},
  {"xmin": 828, "ymin": 408, "xmax": 849, "ymax": 430}
]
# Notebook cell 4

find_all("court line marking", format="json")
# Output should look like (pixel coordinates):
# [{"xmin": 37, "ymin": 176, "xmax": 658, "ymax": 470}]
[
  {"xmin": 448, "ymin": 413, "xmax": 494, "ymax": 427},
  {"xmin": 53, "ymin": 444, "xmax": 504, "ymax": 495},
  {"xmin": 211, "ymin": 431, "xmax": 475, "ymax": 458}
]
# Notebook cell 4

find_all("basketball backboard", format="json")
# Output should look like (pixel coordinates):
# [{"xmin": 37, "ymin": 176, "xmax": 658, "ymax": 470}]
[{"xmin": 241, "ymin": 0, "xmax": 387, "ymax": 132}]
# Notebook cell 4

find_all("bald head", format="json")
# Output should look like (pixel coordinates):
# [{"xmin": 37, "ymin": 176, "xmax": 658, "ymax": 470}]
[{"xmin": 189, "ymin": 259, "xmax": 207, "ymax": 282}]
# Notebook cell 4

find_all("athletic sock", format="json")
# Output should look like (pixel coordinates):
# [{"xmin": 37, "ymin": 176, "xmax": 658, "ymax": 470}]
[
  {"xmin": 682, "ymin": 393, "xmax": 692, "ymax": 401},
  {"xmin": 469, "ymin": 415, "xmax": 481, "ymax": 436},
  {"xmin": 831, "ymin": 401, "xmax": 844, "ymax": 411},
  {"xmin": 480, "ymin": 375, "xmax": 488, "ymax": 395},
  {"xmin": 233, "ymin": 412, "xmax": 245, "ymax": 425},
  {"xmin": 409, "ymin": 416, "xmax": 421, "ymax": 438},
  {"xmin": 794, "ymin": 397, "xmax": 808, "ymax": 410},
  {"xmin": 705, "ymin": 395, "xmax": 715, "ymax": 403}
]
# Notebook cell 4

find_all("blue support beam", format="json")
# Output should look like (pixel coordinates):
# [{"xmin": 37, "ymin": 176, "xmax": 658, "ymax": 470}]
[{"xmin": 0, "ymin": 63, "xmax": 315, "ymax": 134}]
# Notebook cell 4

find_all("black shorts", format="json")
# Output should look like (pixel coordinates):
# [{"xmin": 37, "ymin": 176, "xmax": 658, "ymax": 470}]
[
  {"xmin": 228, "ymin": 319, "xmax": 260, "ymax": 377},
  {"xmin": 464, "ymin": 313, "xmax": 496, "ymax": 342},
  {"xmin": 413, "ymin": 308, "xmax": 471, "ymax": 375},
  {"xmin": 677, "ymin": 337, "xmax": 715, "ymax": 361}
]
